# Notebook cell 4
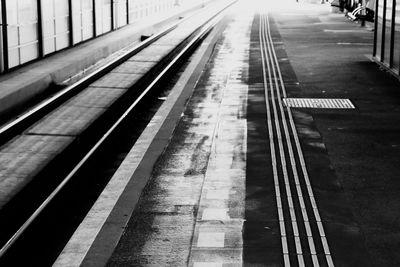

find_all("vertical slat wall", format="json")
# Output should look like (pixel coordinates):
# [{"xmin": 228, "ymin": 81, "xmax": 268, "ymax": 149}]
[
  {"xmin": 6, "ymin": 0, "xmax": 40, "ymax": 69},
  {"xmin": 374, "ymin": 0, "xmax": 400, "ymax": 75},
  {"xmin": 41, "ymin": 0, "xmax": 70, "ymax": 55},
  {"xmin": 113, "ymin": 0, "xmax": 128, "ymax": 29},
  {"xmin": 95, "ymin": 0, "xmax": 112, "ymax": 36},
  {"xmin": 375, "ymin": 0, "xmax": 386, "ymax": 61},
  {"xmin": 0, "ymin": 2, "xmax": 5, "ymax": 72},
  {"xmin": 0, "ymin": 0, "xmax": 199, "ymax": 73},
  {"xmin": 392, "ymin": 1, "xmax": 400, "ymax": 72},
  {"xmin": 384, "ymin": 0, "xmax": 393, "ymax": 65},
  {"xmin": 72, "ymin": 0, "xmax": 94, "ymax": 44}
]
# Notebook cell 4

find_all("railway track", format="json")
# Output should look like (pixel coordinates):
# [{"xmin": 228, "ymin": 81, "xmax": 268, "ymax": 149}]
[
  {"xmin": 259, "ymin": 13, "xmax": 334, "ymax": 267},
  {"xmin": 0, "ymin": 1, "xmax": 236, "ymax": 265}
]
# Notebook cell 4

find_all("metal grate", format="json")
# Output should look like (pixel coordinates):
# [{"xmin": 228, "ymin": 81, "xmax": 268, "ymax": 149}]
[{"xmin": 283, "ymin": 98, "xmax": 355, "ymax": 109}]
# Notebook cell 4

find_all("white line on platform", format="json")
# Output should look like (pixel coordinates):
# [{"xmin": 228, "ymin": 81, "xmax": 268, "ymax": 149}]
[
  {"xmin": 263, "ymin": 13, "xmax": 317, "ymax": 266},
  {"xmin": 265, "ymin": 13, "xmax": 335, "ymax": 267},
  {"xmin": 259, "ymin": 14, "xmax": 291, "ymax": 267},
  {"xmin": 193, "ymin": 262, "xmax": 224, "ymax": 267},
  {"xmin": 324, "ymin": 29, "xmax": 369, "ymax": 33},
  {"xmin": 337, "ymin": 42, "xmax": 371, "ymax": 46}
]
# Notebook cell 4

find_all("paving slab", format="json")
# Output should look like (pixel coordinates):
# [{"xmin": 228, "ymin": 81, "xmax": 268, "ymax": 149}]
[
  {"xmin": 111, "ymin": 61, "xmax": 157, "ymax": 74},
  {"xmin": 0, "ymin": 135, "xmax": 74, "ymax": 208},
  {"xmin": 152, "ymin": 37, "xmax": 188, "ymax": 45},
  {"xmin": 27, "ymin": 105, "xmax": 105, "ymax": 136},
  {"xmin": 128, "ymin": 47, "xmax": 173, "ymax": 62},
  {"xmin": 64, "ymin": 87, "xmax": 127, "ymax": 109},
  {"xmin": 90, "ymin": 72, "xmax": 143, "ymax": 89}
]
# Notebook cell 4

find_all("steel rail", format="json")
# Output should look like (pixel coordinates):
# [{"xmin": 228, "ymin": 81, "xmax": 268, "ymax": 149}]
[{"xmin": 0, "ymin": 0, "xmax": 236, "ymax": 259}]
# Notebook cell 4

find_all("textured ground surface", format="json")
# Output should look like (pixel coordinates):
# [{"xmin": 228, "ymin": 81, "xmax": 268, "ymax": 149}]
[
  {"xmin": 58, "ymin": 1, "xmax": 400, "ymax": 266},
  {"xmin": 272, "ymin": 2, "xmax": 400, "ymax": 266}
]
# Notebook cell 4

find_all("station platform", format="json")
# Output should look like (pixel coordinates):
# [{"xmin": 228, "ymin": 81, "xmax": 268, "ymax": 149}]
[{"xmin": 4, "ymin": 0, "xmax": 400, "ymax": 266}]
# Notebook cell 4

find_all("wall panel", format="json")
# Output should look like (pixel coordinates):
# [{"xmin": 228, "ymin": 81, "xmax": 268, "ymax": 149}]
[
  {"xmin": 0, "ymin": 3, "xmax": 4, "ymax": 72},
  {"xmin": 376, "ymin": 0, "xmax": 385, "ymax": 61},
  {"xmin": 114, "ymin": 0, "xmax": 128, "ymax": 28},
  {"xmin": 0, "ymin": 0, "xmax": 211, "ymax": 73},
  {"xmin": 72, "ymin": 0, "xmax": 94, "ymax": 44},
  {"xmin": 41, "ymin": 0, "xmax": 70, "ymax": 55},
  {"xmin": 384, "ymin": 0, "xmax": 394, "ymax": 65},
  {"xmin": 6, "ymin": 0, "xmax": 40, "ymax": 68},
  {"xmin": 95, "ymin": 0, "xmax": 112, "ymax": 35},
  {"xmin": 393, "ymin": 3, "xmax": 400, "ymax": 71}
]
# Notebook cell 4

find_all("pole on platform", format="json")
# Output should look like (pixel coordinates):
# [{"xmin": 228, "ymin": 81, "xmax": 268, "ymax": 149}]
[
  {"xmin": 1, "ymin": 0, "xmax": 8, "ymax": 71},
  {"xmin": 361, "ymin": 0, "xmax": 366, "ymax": 26}
]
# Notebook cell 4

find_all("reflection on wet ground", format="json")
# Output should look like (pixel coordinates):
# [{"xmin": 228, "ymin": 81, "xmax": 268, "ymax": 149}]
[{"xmin": 108, "ymin": 3, "xmax": 253, "ymax": 266}]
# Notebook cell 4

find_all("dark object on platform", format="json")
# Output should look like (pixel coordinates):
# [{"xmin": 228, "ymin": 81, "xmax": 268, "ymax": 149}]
[
  {"xmin": 331, "ymin": 0, "xmax": 365, "ymax": 12},
  {"xmin": 330, "ymin": 0, "xmax": 374, "ymax": 22},
  {"xmin": 347, "ymin": 7, "xmax": 375, "ymax": 22},
  {"xmin": 344, "ymin": 0, "xmax": 359, "ymax": 11},
  {"xmin": 330, "ymin": 0, "xmax": 345, "ymax": 11},
  {"xmin": 141, "ymin": 34, "xmax": 153, "ymax": 41}
]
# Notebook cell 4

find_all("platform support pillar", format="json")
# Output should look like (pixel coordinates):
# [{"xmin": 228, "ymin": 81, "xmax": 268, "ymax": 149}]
[{"xmin": 361, "ymin": 0, "xmax": 366, "ymax": 26}]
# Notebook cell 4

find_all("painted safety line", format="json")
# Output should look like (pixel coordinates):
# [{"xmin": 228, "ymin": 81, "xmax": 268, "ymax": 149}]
[
  {"xmin": 266, "ymin": 13, "xmax": 335, "ymax": 266},
  {"xmin": 264, "ymin": 13, "xmax": 335, "ymax": 267},
  {"xmin": 337, "ymin": 42, "xmax": 371, "ymax": 46},
  {"xmin": 263, "ymin": 14, "xmax": 319, "ymax": 266},
  {"xmin": 259, "ymin": 14, "xmax": 291, "ymax": 267},
  {"xmin": 261, "ymin": 14, "xmax": 316, "ymax": 267},
  {"xmin": 263, "ymin": 13, "xmax": 319, "ymax": 266},
  {"xmin": 193, "ymin": 263, "xmax": 223, "ymax": 267},
  {"xmin": 323, "ymin": 29, "xmax": 369, "ymax": 33}
]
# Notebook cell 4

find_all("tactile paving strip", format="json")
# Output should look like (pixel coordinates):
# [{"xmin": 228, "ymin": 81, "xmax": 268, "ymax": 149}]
[{"xmin": 283, "ymin": 98, "xmax": 355, "ymax": 109}]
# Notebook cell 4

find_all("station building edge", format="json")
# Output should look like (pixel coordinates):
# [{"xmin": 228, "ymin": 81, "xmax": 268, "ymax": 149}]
[
  {"xmin": 0, "ymin": 0, "xmax": 205, "ymax": 74},
  {"xmin": 1, "ymin": 0, "xmax": 400, "ymax": 80},
  {"xmin": 374, "ymin": 0, "xmax": 400, "ymax": 77}
]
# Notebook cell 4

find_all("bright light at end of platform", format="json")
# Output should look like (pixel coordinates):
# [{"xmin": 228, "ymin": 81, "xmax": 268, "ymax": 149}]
[{"xmin": 236, "ymin": 0, "xmax": 300, "ymax": 13}]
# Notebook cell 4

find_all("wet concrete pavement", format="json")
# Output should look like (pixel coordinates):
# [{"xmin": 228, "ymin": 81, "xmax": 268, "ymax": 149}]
[
  {"xmin": 108, "ymin": 5, "xmax": 252, "ymax": 266},
  {"xmin": 60, "ymin": 0, "xmax": 400, "ymax": 266}
]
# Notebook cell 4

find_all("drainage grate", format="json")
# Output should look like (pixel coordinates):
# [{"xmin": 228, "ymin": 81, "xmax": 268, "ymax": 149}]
[{"xmin": 283, "ymin": 98, "xmax": 355, "ymax": 109}]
